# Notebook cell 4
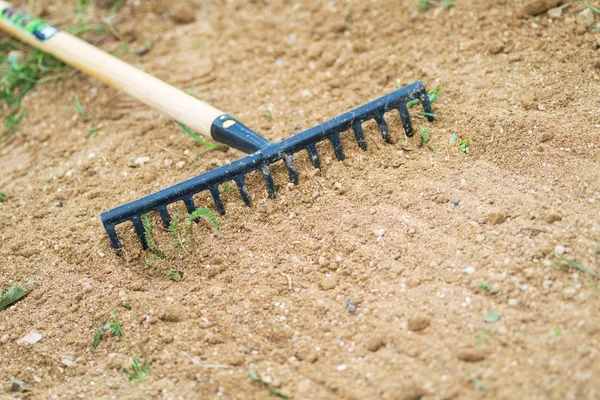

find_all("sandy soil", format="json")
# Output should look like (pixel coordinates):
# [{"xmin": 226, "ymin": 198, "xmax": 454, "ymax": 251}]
[{"xmin": 1, "ymin": 0, "xmax": 600, "ymax": 399}]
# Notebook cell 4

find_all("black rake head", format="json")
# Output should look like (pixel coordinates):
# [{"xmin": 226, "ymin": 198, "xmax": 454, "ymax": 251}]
[{"xmin": 101, "ymin": 80, "xmax": 434, "ymax": 249}]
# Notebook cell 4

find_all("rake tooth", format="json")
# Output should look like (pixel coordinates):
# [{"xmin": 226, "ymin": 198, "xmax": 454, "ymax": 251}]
[
  {"xmin": 306, "ymin": 144, "xmax": 321, "ymax": 169},
  {"xmin": 374, "ymin": 114, "xmax": 390, "ymax": 143},
  {"xmin": 183, "ymin": 195, "xmax": 197, "ymax": 217},
  {"xmin": 157, "ymin": 205, "xmax": 171, "ymax": 228},
  {"xmin": 209, "ymin": 185, "xmax": 226, "ymax": 215},
  {"xmin": 282, "ymin": 153, "xmax": 299, "ymax": 184},
  {"xmin": 234, "ymin": 175, "xmax": 252, "ymax": 207},
  {"xmin": 352, "ymin": 121, "xmax": 368, "ymax": 151},
  {"xmin": 398, "ymin": 103, "xmax": 413, "ymax": 137},
  {"xmin": 328, "ymin": 133, "xmax": 345, "ymax": 161},
  {"xmin": 260, "ymin": 164, "xmax": 277, "ymax": 199},
  {"xmin": 131, "ymin": 216, "xmax": 148, "ymax": 249},
  {"xmin": 419, "ymin": 87, "xmax": 435, "ymax": 122},
  {"xmin": 105, "ymin": 224, "xmax": 122, "ymax": 249}
]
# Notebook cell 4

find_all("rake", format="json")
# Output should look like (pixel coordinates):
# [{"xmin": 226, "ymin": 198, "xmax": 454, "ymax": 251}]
[{"xmin": 0, "ymin": 2, "xmax": 434, "ymax": 250}]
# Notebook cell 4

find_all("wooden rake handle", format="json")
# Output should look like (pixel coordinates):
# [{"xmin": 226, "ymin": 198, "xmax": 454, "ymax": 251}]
[{"xmin": 0, "ymin": 1, "xmax": 224, "ymax": 136}]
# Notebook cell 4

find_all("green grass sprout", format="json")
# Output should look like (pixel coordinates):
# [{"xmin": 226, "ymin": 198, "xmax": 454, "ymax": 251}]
[
  {"xmin": 556, "ymin": 256, "xmax": 598, "ymax": 278},
  {"xmin": 477, "ymin": 283, "xmax": 492, "ymax": 293},
  {"xmin": 175, "ymin": 121, "xmax": 227, "ymax": 151},
  {"xmin": 124, "ymin": 357, "xmax": 150, "ymax": 382},
  {"xmin": 0, "ymin": 191, "xmax": 6, "ymax": 202},
  {"xmin": 0, "ymin": 281, "xmax": 34, "ymax": 311},
  {"xmin": 248, "ymin": 365, "xmax": 289, "ymax": 399},
  {"xmin": 407, "ymin": 87, "xmax": 440, "ymax": 108},
  {"xmin": 471, "ymin": 379, "xmax": 489, "ymax": 392},
  {"xmin": 483, "ymin": 311, "xmax": 500, "ymax": 323},
  {"xmin": 577, "ymin": 1, "xmax": 600, "ymax": 14},
  {"xmin": 164, "ymin": 269, "xmax": 184, "ymax": 281},
  {"xmin": 459, "ymin": 140, "xmax": 470, "ymax": 153}
]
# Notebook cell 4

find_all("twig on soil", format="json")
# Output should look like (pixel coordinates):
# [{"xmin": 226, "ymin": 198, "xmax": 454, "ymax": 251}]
[
  {"xmin": 517, "ymin": 227, "xmax": 549, "ymax": 235},
  {"xmin": 154, "ymin": 141, "xmax": 190, "ymax": 160},
  {"xmin": 280, "ymin": 272, "xmax": 292, "ymax": 290}
]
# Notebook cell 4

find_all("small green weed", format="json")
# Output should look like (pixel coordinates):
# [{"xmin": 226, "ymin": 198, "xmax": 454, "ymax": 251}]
[
  {"xmin": 577, "ymin": 1, "xmax": 600, "ymax": 15},
  {"xmin": 471, "ymin": 379, "xmax": 489, "ymax": 392},
  {"xmin": 419, "ymin": 0, "xmax": 453, "ymax": 11},
  {"xmin": 61, "ymin": 93, "xmax": 91, "ymax": 121},
  {"xmin": 164, "ymin": 269, "xmax": 184, "ymax": 281},
  {"xmin": 123, "ymin": 299, "xmax": 132, "ymax": 310},
  {"xmin": 0, "ymin": 281, "xmax": 34, "ymax": 311},
  {"xmin": 0, "ymin": 43, "xmax": 68, "ymax": 134},
  {"xmin": 554, "ymin": 326, "xmax": 561, "ymax": 337},
  {"xmin": 477, "ymin": 283, "xmax": 492, "ymax": 293},
  {"xmin": 169, "ymin": 209, "xmax": 219, "ymax": 253},
  {"xmin": 124, "ymin": 357, "xmax": 150, "ymax": 382},
  {"xmin": 176, "ymin": 121, "xmax": 227, "ymax": 151},
  {"xmin": 92, "ymin": 311, "xmax": 151, "ymax": 381},
  {"xmin": 0, "ymin": 191, "xmax": 6, "ymax": 202},
  {"xmin": 248, "ymin": 365, "xmax": 289, "ymax": 399},
  {"xmin": 555, "ymin": 256, "xmax": 598, "ymax": 278},
  {"xmin": 418, "ymin": 127, "xmax": 430, "ymax": 147},
  {"xmin": 483, "ymin": 311, "xmax": 500, "ymax": 323},
  {"xmin": 344, "ymin": 12, "xmax": 353, "ymax": 21},
  {"xmin": 459, "ymin": 140, "xmax": 470, "ymax": 153}
]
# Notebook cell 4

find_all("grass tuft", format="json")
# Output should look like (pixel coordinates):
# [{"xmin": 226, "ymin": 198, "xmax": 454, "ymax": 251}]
[
  {"xmin": 248, "ymin": 365, "xmax": 289, "ymax": 399},
  {"xmin": 0, "ymin": 281, "xmax": 34, "ymax": 311},
  {"xmin": 0, "ymin": 191, "xmax": 6, "ymax": 202}
]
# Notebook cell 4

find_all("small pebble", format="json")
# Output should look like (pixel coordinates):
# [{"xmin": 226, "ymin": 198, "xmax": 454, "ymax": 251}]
[
  {"xmin": 10, "ymin": 379, "xmax": 30, "ymax": 393},
  {"xmin": 457, "ymin": 347, "xmax": 487, "ymax": 362},
  {"xmin": 134, "ymin": 156, "xmax": 150, "ymax": 165},
  {"xmin": 508, "ymin": 298, "xmax": 519, "ymax": 306},
  {"xmin": 545, "ymin": 213, "xmax": 562, "ymax": 223},
  {"xmin": 547, "ymin": 6, "xmax": 563, "ymax": 18},
  {"xmin": 346, "ymin": 299, "xmax": 356, "ymax": 314},
  {"xmin": 365, "ymin": 336, "xmax": 386, "ymax": 352},
  {"xmin": 554, "ymin": 245, "xmax": 566, "ymax": 255},
  {"xmin": 463, "ymin": 266, "xmax": 476, "ymax": 275},
  {"xmin": 62, "ymin": 359, "xmax": 76, "ymax": 368},
  {"xmin": 407, "ymin": 316, "xmax": 430, "ymax": 332},
  {"xmin": 453, "ymin": 199, "xmax": 460, "ymax": 206},
  {"xmin": 17, "ymin": 331, "xmax": 42, "ymax": 345},
  {"xmin": 374, "ymin": 229, "xmax": 386, "ymax": 237},
  {"xmin": 170, "ymin": 1, "xmax": 196, "ymax": 24},
  {"xmin": 487, "ymin": 211, "xmax": 507, "ymax": 225},
  {"xmin": 336, "ymin": 364, "xmax": 348, "ymax": 372},
  {"xmin": 320, "ymin": 275, "xmax": 338, "ymax": 290}
]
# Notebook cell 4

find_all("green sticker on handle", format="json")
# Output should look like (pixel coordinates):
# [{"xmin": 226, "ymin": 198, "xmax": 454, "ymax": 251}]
[{"xmin": 0, "ymin": 5, "xmax": 59, "ymax": 41}]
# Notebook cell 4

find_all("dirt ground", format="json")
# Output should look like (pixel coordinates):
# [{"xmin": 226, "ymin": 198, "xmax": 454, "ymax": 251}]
[{"xmin": 1, "ymin": 0, "xmax": 600, "ymax": 398}]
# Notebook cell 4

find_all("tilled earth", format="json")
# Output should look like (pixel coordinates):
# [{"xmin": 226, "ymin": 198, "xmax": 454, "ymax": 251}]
[{"xmin": 1, "ymin": 0, "xmax": 599, "ymax": 399}]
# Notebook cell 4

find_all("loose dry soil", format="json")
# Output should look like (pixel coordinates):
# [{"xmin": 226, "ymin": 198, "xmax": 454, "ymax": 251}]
[{"xmin": 1, "ymin": 0, "xmax": 600, "ymax": 399}]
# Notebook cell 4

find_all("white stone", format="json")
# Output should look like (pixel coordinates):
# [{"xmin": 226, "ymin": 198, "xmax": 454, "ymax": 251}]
[
  {"xmin": 17, "ymin": 331, "xmax": 42, "ymax": 345},
  {"xmin": 548, "ymin": 7, "xmax": 563, "ymax": 18},
  {"xmin": 463, "ymin": 266, "xmax": 476, "ymax": 275},
  {"xmin": 554, "ymin": 245, "xmax": 566, "ymax": 255},
  {"xmin": 579, "ymin": 8, "xmax": 595, "ymax": 27},
  {"xmin": 508, "ymin": 298, "xmax": 519, "ymax": 306},
  {"xmin": 336, "ymin": 364, "xmax": 348, "ymax": 372}
]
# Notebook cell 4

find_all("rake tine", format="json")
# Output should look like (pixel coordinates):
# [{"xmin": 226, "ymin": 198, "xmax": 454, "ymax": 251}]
[
  {"xmin": 260, "ymin": 164, "xmax": 277, "ymax": 199},
  {"xmin": 105, "ymin": 224, "xmax": 121, "ymax": 249},
  {"xmin": 209, "ymin": 185, "xmax": 226, "ymax": 215},
  {"xmin": 183, "ymin": 196, "xmax": 196, "ymax": 213},
  {"xmin": 131, "ymin": 216, "xmax": 148, "ymax": 250},
  {"xmin": 398, "ymin": 103, "xmax": 413, "ymax": 136},
  {"xmin": 306, "ymin": 144, "xmax": 321, "ymax": 169},
  {"xmin": 352, "ymin": 121, "xmax": 368, "ymax": 151},
  {"xmin": 374, "ymin": 114, "xmax": 390, "ymax": 143},
  {"xmin": 282, "ymin": 153, "xmax": 299, "ymax": 184},
  {"xmin": 328, "ymin": 133, "xmax": 345, "ymax": 161},
  {"xmin": 419, "ymin": 87, "xmax": 435, "ymax": 122},
  {"xmin": 157, "ymin": 205, "xmax": 171, "ymax": 228},
  {"xmin": 234, "ymin": 175, "xmax": 252, "ymax": 206}
]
